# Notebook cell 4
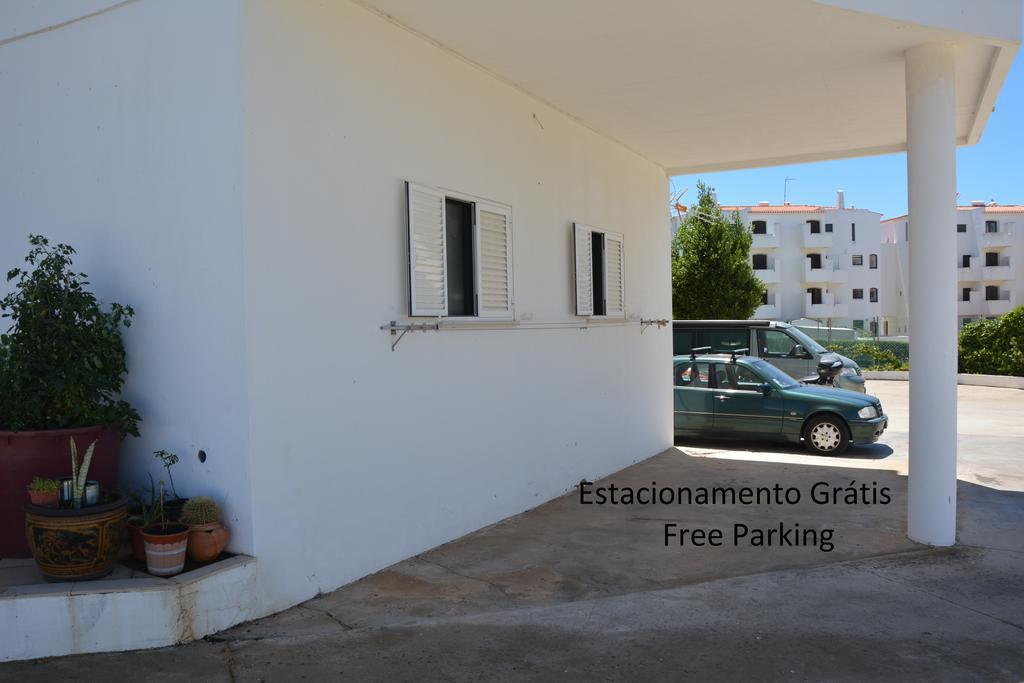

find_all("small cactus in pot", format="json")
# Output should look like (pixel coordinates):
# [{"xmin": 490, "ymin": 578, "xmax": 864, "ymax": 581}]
[
  {"xmin": 180, "ymin": 496, "xmax": 230, "ymax": 563},
  {"xmin": 27, "ymin": 477, "xmax": 59, "ymax": 508}
]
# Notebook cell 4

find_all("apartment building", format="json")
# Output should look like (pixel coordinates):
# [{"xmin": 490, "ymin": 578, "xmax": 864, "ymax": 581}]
[
  {"xmin": 882, "ymin": 201, "xmax": 1022, "ymax": 334},
  {"xmin": 721, "ymin": 191, "xmax": 883, "ymax": 331}
]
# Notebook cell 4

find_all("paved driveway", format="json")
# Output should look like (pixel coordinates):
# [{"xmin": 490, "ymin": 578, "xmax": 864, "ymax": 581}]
[{"xmin": 4, "ymin": 382, "xmax": 1023, "ymax": 681}]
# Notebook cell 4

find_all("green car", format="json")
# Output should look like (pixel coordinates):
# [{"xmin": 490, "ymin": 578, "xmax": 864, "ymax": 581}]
[{"xmin": 674, "ymin": 352, "xmax": 887, "ymax": 455}]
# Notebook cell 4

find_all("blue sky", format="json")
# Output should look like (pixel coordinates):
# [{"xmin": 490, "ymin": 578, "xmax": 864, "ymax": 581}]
[{"xmin": 671, "ymin": 47, "xmax": 1024, "ymax": 220}]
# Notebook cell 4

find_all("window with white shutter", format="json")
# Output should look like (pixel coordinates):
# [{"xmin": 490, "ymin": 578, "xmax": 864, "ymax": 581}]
[
  {"xmin": 573, "ymin": 223, "xmax": 624, "ymax": 318},
  {"xmin": 406, "ymin": 182, "xmax": 448, "ymax": 316},
  {"xmin": 406, "ymin": 181, "xmax": 513, "ymax": 319},
  {"xmin": 474, "ymin": 202, "xmax": 513, "ymax": 319}
]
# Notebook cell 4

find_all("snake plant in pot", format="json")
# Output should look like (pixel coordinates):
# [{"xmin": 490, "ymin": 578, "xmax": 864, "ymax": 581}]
[{"xmin": 24, "ymin": 438, "xmax": 128, "ymax": 581}]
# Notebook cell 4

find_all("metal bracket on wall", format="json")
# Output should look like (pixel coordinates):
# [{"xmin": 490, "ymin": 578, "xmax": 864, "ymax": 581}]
[
  {"xmin": 640, "ymin": 318, "xmax": 670, "ymax": 333},
  {"xmin": 381, "ymin": 320, "xmax": 440, "ymax": 351}
]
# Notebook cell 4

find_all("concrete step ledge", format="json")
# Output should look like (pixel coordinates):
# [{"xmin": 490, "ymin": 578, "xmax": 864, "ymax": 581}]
[
  {"xmin": 1, "ymin": 555, "xmax": 258, "ymax": 662},
  {"xmin": 864, "ymin": 371, "xmax": 1024, "ymax": 389}
]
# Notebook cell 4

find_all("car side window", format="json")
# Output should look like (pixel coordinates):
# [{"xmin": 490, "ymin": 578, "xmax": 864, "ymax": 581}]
[
  {"xmin": 675, "ymin": 361, "xmax": 711, "ymax": 388},
  {"xmin": 758, "ymin": 329, "xmax": 798, "ymax": 357},
  {"xmin": 733, "ymin": 365, "xmax": 764, "ymax": 391}
]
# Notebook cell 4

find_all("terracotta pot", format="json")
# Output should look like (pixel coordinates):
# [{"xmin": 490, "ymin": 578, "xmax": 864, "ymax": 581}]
[
  {"xmin": 126, "ymin": 519, "xmax": 146, "ymax": 562},
  {"xmin": 27, "ymin": 489, "xmax": 59, "ymax": 508},
  {"xmin": 141, "ymin": 523, "xmax": 190, "ymax": 577},
  {"xmin": 187, "ymin": 522, "xmax": 230, "ymax": 563},
  {"xmin": 24, "ymin": 492, "xmax": 128, "ymax": 581},
  {"xmin": 1, "ymin": 425, "xmax": 122, "ymax": 557}
]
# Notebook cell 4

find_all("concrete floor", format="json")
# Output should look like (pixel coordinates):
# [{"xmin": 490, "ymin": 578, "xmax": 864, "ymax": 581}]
[{"xmin": 4, "ymin": 381, "xmax": 1023, "ymax": 681}]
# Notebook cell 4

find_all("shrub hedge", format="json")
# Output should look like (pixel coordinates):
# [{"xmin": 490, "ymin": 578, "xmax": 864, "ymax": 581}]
[{"xmin": 958, "ymin": 307, "xmax": 1024, "ymax": 377}]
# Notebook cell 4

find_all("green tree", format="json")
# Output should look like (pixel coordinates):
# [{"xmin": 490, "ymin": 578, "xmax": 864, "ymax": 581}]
[
  {"xmin": 672, "ymin": 182, "xmax": 764, "ymax": 319},
  {"xmin": 958, "ymin": 306, "xmax": 1024, "ymax": 376}
]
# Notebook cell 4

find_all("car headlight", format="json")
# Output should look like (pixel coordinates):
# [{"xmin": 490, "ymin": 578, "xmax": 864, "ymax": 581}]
[
  {"xmin": 857, "ymin": 406, "xmax": 878, "ymax": 419},
  {"xmin": 841, "ymin": 367, "xmax": 859, "ymax": 377}
]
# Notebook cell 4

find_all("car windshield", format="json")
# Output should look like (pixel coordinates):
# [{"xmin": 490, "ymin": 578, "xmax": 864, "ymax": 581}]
[
  {"xmin": 749, "ymin": 359, "xmax": 800, "ymax": 389},
  {"xmin": 783, "ymin": 326, "xmax": 827, "ymax": 354}
]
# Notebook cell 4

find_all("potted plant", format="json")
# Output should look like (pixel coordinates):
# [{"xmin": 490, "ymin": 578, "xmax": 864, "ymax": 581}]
[
  {"xmin": 26, "ymin": 477, "xmax": 59, "ymax": 508},
  {"xmin": 153, "ymin": 449, "xmax": 189, "ymax": 521},
  {"xmin": 24, "ymin": 438, "xmax": 128, "ymax": 581},
  {"xmin": 140, "ymin": 485, "xmax": 189, "ymax": 577},
  {"xmin": 0, "ymin": 235, "xmax": 140, "ymax": 557},
  {"xmin": 127, "ymin": 474, "xmax": 164, "ymax": 562},
  {"xmin": 180, "ymin": 496, "xmax": 230, "ymax": 563}
]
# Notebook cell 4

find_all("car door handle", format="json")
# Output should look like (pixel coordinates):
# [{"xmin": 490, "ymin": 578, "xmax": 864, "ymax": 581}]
[{"xmin": 715, "ymin": 395, "xmax": 730, "ymax": 400}]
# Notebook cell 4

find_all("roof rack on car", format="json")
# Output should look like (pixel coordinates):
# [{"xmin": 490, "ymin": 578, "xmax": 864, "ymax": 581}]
[
  {"xmin": 689, "ymin": 346, "xmax": 712, "ymax": 360},
  {"xmin": 728, "ymin": 348, "xmax": 749, "ymax": 362}
]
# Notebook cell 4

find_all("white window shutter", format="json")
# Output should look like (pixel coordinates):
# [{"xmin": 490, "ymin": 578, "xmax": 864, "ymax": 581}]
[
  {"xmin": 604, "ymin": 231, "xmax": 625, "ymax": 317},
  {"xmin": 573, "ymin": 223, "xmax": 594, "ymax": 316},
  {"xmin": 406, "ymin": 181, "xmax": 448, "ymax": 317},
  {"xmin": 473, "ymin": 202, "xmax": 514, "ymax": 319}
]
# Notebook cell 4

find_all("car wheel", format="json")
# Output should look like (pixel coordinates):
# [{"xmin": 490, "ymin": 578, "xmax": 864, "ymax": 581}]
[{"xmin": 803, "ymin": 414, "xmax": 849, "ymax": 455}]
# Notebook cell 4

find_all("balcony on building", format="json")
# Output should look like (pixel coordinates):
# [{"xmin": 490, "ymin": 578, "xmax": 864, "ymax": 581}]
[
  {"xmin": 805, "ymin": 292, "xmax": 848, "ymax": 319},
  {"xmin": 754, "ymin": 293, "xmax": 781, "ymax": 319},
  {"xmin": 984, "ymin": 290, "xmax": 1015, "ymax": 316},
  {"xmin": 803, "ymin": 255, "xmax": 848, "ymax": 283},
  {"xmin": 750, "ymin": 220, "xmax": 780, "ymax": 249},
  {"xmin": 801, "ymin": 219, "xmax": 832, "ymax": 249},
  {"xmin": 979, "ymin": 222, "xmax": 1014, "ymax": 249},
  {"xmin": 957, "ymin": 255, "xmax": 982, "ymax": 281},
  {"xmin": 753, "ymin": 260, "xmax": 781, "ymax": 283},
  {"xmin": 982, "ymin": 255, "xmax": 1012, "ymax": 281},
  {"xmin": 958, "ymin": 289, "xmax": 983, "ymax": 316}
]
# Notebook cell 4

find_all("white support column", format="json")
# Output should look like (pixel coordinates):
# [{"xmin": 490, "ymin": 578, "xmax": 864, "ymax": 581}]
[{"xmin": 905, "ymin": 43, "xmax": 958, "ymax": 546}]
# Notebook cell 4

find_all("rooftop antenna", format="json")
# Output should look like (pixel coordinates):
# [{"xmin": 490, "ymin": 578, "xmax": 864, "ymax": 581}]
[{"xmin": 783, "ymin": 176, "xmax": 796, "ymax": 204}]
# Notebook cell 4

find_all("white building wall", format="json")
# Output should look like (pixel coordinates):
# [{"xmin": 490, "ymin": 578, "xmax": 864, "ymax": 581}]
[
  {"xmin": 0, "ymin": 1, "xmax": 254, "ymax": 553},
  {"xmin": 738, "ymin": 203, "xmax": 882, "ymax": 328},
  {"xmin": 882, "ymin": 205, "xmax": 1023, "ymax": 334},
  {"xmin": 240, "ymin": 0, "xmax": 672, "ymax": 613}
]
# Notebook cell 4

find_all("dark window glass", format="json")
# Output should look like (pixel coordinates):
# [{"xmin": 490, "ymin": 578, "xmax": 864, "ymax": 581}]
[
  {"xmin": 752, "ymin": 221, "xmax": 767, "ymax": 234},
  {"xmin": 869, "ymin": 288, "xmax": 878, "ymax": 303},
  {"xmin": 985, "ymin": 252, "xmax": 999, "ymax": 267},
  {"xmin": 852, "ymin": 319, "xmax": 864, "ymax": 330},
  {"xmin": 824, "ymin": 223, "xmax": 833, "ymax": 233},
  {"xmin": 869, "ymin": 254, "xmax": 877, "ymax": 269},
  {"xmin": 807, "ymin": 288, "xmax": 823, "ymax": 305},
  {"xmin": 853, "ymin": 289, "xmax": 864, "ymax": 300},
  {"xmin": 757, "ymin": 329, "xmax": 798, "ymax": 357},
  {"xmin": 752, "ymin": 254, "xmax": 768, "ymax": 270},
  {"xmin": 445, "ymin": 198, "xmax": 475, "ymax": 316},
  {"xmin": 986, "ymin": 221, "xmax": 998, "ymax": 233},
  {"xmin": 701, "ymin": 329, "xmax": 749, "ymax": 353},
  {"xmin": 807, "ymin": 253, "xmax": 822, "ymax": 269},
  {"xmin": 808, "ymin": 220, "xmax": 821, "ymax": 234},
  {"xmin": 673, "ymin": 329, "xmax": 695, "ymax": 355},
  {"xmin": 591, "ymin": 232, "xmax": 606, "ymax": 315},
  {"xmin": 852, "ymin": 254, "xmax": 863, "ymax": 266},
  {"xmin": 986, "ymin": 286, "xmax": 999, "ymax": 301},
  {"xmin": 962, "ymin": 254, "xmax": 971, "ymax": 268},
  {"xmin": 957, "ymin": 223, "xmax": 967, "ymax": 233},
  {"xmin": 761, "ymin": 290, "xmax": 768, "ymax": 304},
  {"xmin": 675, "ymin": 361, "xmax": 711, "ymax": 388},
  {"xmin": 851, "ymin": 223, "xmax": 856, "ymax": 241},
  {"xmin": 962, "ymin": 288, "xmax": 971, "ymax": 302}
]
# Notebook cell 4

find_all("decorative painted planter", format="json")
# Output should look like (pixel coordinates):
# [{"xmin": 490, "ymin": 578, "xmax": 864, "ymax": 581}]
[
  {"xmin": 142, "ymin": 523, "xmax": 190, "ymax": 577},
  {"xmin": 1, "ymin": 425, "xmax": 122, "ymax": 557},
  {"xmin": 187, "ymin": 522, "xmax": 230, "ymax": 563},
  {"xmin": 24, "ymin": 493, "xmax": 128, "ymax": 581}
]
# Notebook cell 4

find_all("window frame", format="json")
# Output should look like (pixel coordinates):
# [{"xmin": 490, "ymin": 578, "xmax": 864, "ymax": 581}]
[
  {"xmin": 852, "ymin": 254, "xmax": 864, "ymax": 267},
  {"xmin": 574, "ymin": 223, "xmax": 625, "ymax": 319}
]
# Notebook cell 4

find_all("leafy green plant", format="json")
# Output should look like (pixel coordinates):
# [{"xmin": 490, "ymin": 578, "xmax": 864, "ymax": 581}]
[
  {"xmin": 28, "ymin": 477, "xmax": 58, "ymax": 493},
  {"xmin": 180, "ymin": 496, "xmax": 221, "ymax": 525},
  {"xmin": 672, "ymin": 182, "xmax": 764, "ymax": 319},
  {"xmin": 69, "ymin": 437, "xmax": 96, "ymax": 509},
  {"xmin": 153, "ymin": 449, "xmax": 180, "ymax": 499},
  {"xmin": 0, "ymin": 235, "xmax": 140, "ymax": 436},
  {"xmin": 958, "ymin": 307, "xmax": 1024, "ymax": 376}
]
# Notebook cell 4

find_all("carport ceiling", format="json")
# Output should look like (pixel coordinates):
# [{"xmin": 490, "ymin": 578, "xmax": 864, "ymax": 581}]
[{"xmin": 354, "ymin": 0, "xmax": 1020, "ymax": 174}]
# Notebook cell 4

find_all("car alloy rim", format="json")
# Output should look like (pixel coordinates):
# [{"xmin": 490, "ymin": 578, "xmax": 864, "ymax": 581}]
[{"xmin": 810, "ymin": 422, "xmax": 841, "ymax": 451}]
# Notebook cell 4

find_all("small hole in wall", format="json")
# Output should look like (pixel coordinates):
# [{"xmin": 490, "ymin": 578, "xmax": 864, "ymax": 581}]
[{"xmin": 198, "ymin": 449, "xmax": 207, "ymax": 463}]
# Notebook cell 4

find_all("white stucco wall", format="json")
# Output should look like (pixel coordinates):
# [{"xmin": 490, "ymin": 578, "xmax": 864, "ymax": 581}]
[
  {"xmin": 240, "ymin": 0, "xmax": 672, "ymax": 612},
  {"xmin": 0, "ymin": 0, "xmax": 254, "ymax": 553}
]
